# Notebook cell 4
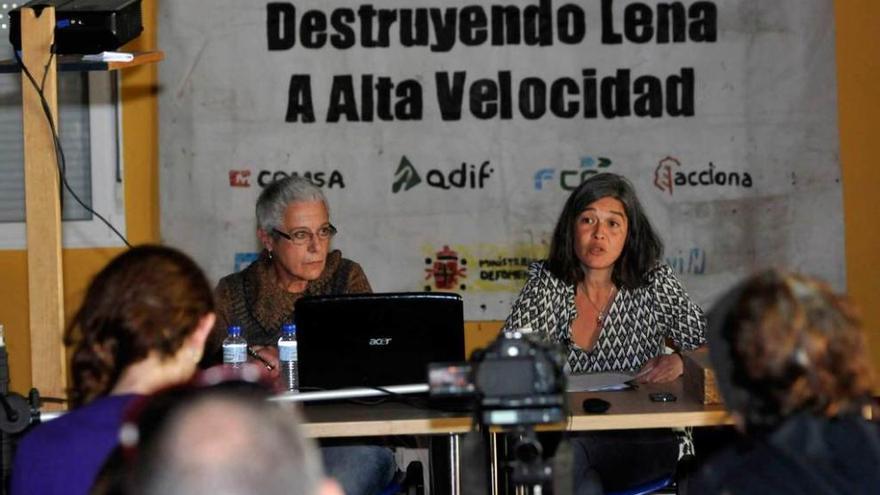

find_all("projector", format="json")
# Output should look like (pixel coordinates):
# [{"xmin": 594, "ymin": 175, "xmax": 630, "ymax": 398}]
[{"xmin": 9, "ymin": 0, "xmax": 143, "ymax": 55}]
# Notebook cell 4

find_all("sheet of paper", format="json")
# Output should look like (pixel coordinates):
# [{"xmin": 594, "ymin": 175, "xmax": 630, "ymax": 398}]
[
  {"xmin": 566, "ymin": 372, "xmax": 635, "ymax": 392},
  {"xmin": 82, "ymin": 52, "xmax": 134, "ymax": 63}
]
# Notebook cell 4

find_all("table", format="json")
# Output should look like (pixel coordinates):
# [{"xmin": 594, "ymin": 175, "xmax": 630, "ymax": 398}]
[
  {"xmin": 296, "ymin": 379, "xmax": 731, "ymax": 494},
  {"xmin": 563, "ymin": 379, "xmax": 730, "ymax": 431},
  {"xmin": 299, "ymin": 379, "xmax": 729, "ymax": 436}
]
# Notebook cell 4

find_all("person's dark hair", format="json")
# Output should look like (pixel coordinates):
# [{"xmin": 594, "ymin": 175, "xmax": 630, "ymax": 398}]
[
  {"xmin": 547, "ymin": 173, "xmax": 663, "ymax": 288},
  {"xmin": 709, "ymin": 270, "xmax": 874, "ymax": 435},
  {"xmin": 65, "ymin": 245, "xmax": 214, "ymax": 408}
]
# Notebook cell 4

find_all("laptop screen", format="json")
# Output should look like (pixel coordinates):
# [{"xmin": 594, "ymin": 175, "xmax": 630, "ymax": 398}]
[{"xmin": 294, "ymin": 292, "xmax": 465, "ymax": 390}]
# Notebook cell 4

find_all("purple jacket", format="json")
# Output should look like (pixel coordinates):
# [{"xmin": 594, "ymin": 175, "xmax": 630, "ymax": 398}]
[{"xmin": 11, "ymin": 394, "xmax": 140, "ymax": 495}]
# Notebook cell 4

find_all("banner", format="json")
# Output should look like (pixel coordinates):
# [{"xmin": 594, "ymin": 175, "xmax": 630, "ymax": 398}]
[{"xmin": 159, "ymin": 0, "xmax": 844, "ymax": 319}]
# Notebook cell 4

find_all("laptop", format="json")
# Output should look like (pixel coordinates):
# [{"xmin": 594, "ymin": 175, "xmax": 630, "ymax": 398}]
[{"xmin": 288, "ymin": 292, "xmax": 465, "ymax": 401}]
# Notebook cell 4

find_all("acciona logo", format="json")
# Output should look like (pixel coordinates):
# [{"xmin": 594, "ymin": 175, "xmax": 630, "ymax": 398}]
[{"xmin": 654, "ymin": 156, "xmax": 753, "ymax": 195}]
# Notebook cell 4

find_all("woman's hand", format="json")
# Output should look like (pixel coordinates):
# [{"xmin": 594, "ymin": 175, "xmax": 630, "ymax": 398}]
[
  {"xmin": 635, "ymin": 353, "xmax": 683, "ymax": 383},
  {"xmin": 249, "ymin": 345, "xmax": 281, "ymax": 380}
]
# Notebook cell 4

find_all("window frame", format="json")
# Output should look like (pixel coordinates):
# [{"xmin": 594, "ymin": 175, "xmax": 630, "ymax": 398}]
[{"xmin": 0, "ymin": 71, "xmax": 126, "ymax": 249}]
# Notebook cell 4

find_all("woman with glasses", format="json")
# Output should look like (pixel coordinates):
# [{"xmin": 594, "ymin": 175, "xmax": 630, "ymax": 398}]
[
  {"xmin": 206, "ymin": 175, "xmax": 395, "ymax": 495},
  {"xmin": 205, "ymin": 175, "xmax": 370, "ymax": 368},
  {"xmin": 10, "ymin": 246, "xmax": 216, "ymax": 495}
]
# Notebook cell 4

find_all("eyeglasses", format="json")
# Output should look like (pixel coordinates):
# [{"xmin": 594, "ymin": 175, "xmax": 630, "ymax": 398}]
[{"xmin": 272, "ymin": 224, "xmax": 337, "ymax": 245}]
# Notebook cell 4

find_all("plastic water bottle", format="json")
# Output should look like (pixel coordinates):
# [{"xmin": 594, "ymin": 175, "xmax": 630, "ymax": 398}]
[
  {"xmin": 278, "ymin": 323, "xmax": 298, "ymax": 392},
  {"xmin": 222, "ymin": 325, "xmax": 247, "ymax": 369}
]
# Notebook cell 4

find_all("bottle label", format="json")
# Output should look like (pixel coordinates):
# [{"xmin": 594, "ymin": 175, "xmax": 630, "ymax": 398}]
[
  {"xmin": 279, "ymin": 341, "xmax": 298, "ymax": 361},
  {"xmin": 223, "ymin": 343, "xmax": 246, "ymax": 364}
]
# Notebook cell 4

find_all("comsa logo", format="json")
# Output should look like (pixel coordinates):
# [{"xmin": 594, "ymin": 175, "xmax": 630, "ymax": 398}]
[
  {"xmin": 229, "ymin": 170, "xmax": 251, "ymax": 187},
  {"xmin": 229, "ymin": 169, "xmax": 345, "ymax": 188}
]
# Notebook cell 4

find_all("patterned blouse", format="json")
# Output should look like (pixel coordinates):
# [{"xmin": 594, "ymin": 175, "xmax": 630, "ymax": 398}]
[{"xmin": 504, "ymin": 262, "xmax": 706, "ymax": 373}]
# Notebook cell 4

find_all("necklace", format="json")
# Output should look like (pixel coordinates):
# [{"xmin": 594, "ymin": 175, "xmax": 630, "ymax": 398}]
[{"xmin": 580, "ymin": 283, "xmax": 617, "ymax": 325}]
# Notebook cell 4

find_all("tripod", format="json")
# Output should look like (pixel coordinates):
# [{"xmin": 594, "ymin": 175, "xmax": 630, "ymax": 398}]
[
  {"xmin": 461, "ymin": 423, "xmax": 574, "ymax": 495},
  {"xmin": 0, "ymin": 336, "xmax": 42, "ymax": 495},
  {"xmin": 502, "ymin": 426, "xmax": 574, "ymax": 495}
]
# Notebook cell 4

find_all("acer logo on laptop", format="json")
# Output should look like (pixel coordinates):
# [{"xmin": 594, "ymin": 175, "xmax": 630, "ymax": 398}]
[{"xmin": 368, "ymin": 338, "xmax": 393, "ymax": 346}]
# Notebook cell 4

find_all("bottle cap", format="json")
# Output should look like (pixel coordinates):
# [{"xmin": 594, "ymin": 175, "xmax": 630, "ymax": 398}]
[
  {"xmin": 228, "ymin": 325, "xmax": 242, "ymax": 336},
  {"xmin": 282, "ymin": 323, "xmax": 296, "ymax": 335}
]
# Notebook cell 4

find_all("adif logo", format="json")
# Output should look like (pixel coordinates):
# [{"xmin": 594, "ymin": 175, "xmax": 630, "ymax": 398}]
[
  {"xmin": 393, "ymin": 156, "xmax": 422, "ymax": 193},
  {"xmin": 392, "ymin": 156, "xmax": 494, "ymax": 193},
  {"xmin": 368, "ymin": 338, "xmax": 393, "ymax": 346}
]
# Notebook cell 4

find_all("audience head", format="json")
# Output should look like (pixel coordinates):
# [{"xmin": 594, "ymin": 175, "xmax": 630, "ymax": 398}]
[
  {"xmin": 121, "ymin": 376, "xmax": 342, "ymax": 495},
  {"xmin": 708, "ymin": 269, "xmax": 875, "ymax": 435},
  {"xmin": 66, "ymin": 245, "xmax": 215, "ymax": 407},
  {"xmin": 547, "ymin": 172, "xmax": 663, "ymax": 288},
  {"xmin": 255, "ymin": 176, "xmax": 337, "ymax": 288}
]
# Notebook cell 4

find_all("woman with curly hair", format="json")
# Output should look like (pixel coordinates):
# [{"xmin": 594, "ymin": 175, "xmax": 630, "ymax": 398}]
[
  {"xmin": 11, "ymin": 246, "xmax": 215, "ymax": 495},
  {"xmin": 694, "ymin": 269, "xmax": 880, "ymax": 494}
]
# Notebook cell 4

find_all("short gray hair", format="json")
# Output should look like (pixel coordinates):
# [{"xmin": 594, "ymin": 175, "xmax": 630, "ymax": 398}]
[
  {"xmin": 138, "ymin": 395, "xmax": 325, "ymax": 495},
  {"xmin": 256, "ymin": 176, "xmax": 328, "ymax": 233}
]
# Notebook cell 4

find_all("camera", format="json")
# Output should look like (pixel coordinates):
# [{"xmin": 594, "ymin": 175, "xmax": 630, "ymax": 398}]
[
  {"xmin": 429, "ymin": 329, "xmax": 567, "ymax": 426},
  {"xmin": 430, "ymin": 330, "xmax": 570, "ymax": 492}
]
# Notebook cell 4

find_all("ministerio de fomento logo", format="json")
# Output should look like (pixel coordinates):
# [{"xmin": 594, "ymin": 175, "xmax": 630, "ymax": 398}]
[
  {"xmin": 392, "ymin": 155, "xmax": 494, "ymax": 193},
  {"xmin": 424, "ymin": 245, "xmax": 468, "ymax": 291},
  {"xmin": 653, "ymin": 156, "xmax": 753, "ymax": 196}
]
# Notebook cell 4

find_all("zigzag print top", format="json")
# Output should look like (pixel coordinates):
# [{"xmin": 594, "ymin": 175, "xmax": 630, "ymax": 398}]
[{"xmin": 504, "ymin": 262, "xmax": 706, "ymax": 373}]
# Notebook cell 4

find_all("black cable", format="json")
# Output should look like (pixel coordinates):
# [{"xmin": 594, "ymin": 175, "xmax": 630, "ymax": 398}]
[
  {"xmin": 362, "ymin": 386, "xmax": 421, "ymax": 407},
  {"xmin": 36, "ymin": 52, "xmax": 65, "ymax": 180},
  {"xmin": 14, "ymin": 49, "xmax": 132, "ymax": 248}
]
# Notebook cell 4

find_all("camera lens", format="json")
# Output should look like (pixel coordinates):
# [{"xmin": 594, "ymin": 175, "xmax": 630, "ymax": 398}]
[{"xmin": 513, "ymin": 436, "xmax": 543, "ymax": 463}]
